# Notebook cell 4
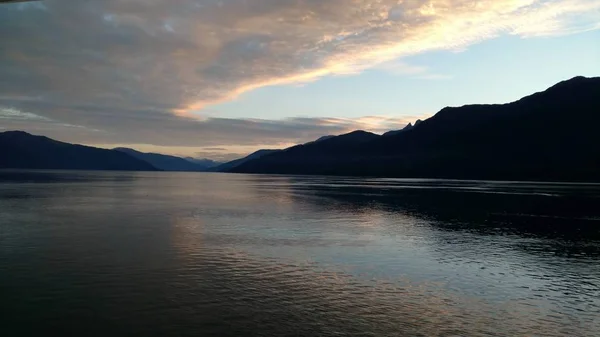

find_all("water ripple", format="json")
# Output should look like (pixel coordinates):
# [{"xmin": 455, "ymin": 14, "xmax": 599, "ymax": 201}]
[{"xmin": 1, "ymin": 171, "xmax": 599, "ymax": 336}]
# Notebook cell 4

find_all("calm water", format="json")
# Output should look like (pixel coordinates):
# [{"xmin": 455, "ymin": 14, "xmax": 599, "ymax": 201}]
[{"xmin": 1, "ymin": 171, "xmax": 599, "ymax": 336}]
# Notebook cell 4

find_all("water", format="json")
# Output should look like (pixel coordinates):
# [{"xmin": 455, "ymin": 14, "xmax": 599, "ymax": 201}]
[{"xmin": 1, "ymin": 171, "xmax": 599, "ymax": 336}]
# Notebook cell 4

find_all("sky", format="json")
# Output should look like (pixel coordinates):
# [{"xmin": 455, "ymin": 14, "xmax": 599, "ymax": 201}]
[{"xmin": 1, "ymin": 0, "xmax": 599, "ymax": 161}]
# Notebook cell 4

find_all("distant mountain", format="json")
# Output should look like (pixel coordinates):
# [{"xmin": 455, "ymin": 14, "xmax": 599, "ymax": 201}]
[
  {"xmin": 211, "ymin": 149, "xmax": 280, "ymax": 172},
  {"xmin": 183, "ymin": 157, "xmax": 221, "ymax": 169},
  {"xmin": 232, "ymin": 76, "xmax": 600, "ymax": 182},
  {"xmin": 211, "ymin": 134, "xmax": 355, "ymax": 172},
  {"xmin": 0, "ymin": 131, "xmax": 157, "ymax": 171},
  {"xmin": 230, "ymin": 130, "xmax": 380, "ymax": 174},
  {"xmin": 114, "ymin": 148, "xmax": 216, "ymax": 172}
]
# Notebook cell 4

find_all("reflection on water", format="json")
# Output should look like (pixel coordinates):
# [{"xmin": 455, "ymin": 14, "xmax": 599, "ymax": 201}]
[{"xmin": 1, "ymin": 170, "xmax": 599, "ymax": 336}]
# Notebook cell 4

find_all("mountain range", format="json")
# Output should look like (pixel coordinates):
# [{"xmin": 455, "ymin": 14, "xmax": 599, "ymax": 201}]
[
  {"xmin": 231, "ymin": 76, "xmax": 600, "ymax": 182},
  {"xmin": 114, "ymin": 148, "xmax": 220, "ymax": 171},
  {"xmin": 1, "ymin": 76, "xmax": 598, "ymax": 181},
  {"xmin": 0, "ymin": 131, "xmax": 156, "ymax": 171},
  {"xmin": 209, "ymin": 149, "xmax": 280, "ymax": 172},
  {"xmin": 0, "ymin": 131, "xmax": 274, "ymax": 172}
]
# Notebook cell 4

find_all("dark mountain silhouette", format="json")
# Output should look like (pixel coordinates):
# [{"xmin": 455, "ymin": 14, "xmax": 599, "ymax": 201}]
[
  {"xmin": 304, "ymin": 135, "xmax": 336, "ymax": 145},
  {"xmin": 114, "ymin": 148, "xmax": 217, "ymax": 171},
  {"xmin": 315, "ymin": 135, "xmax": 336, "ymax": 142},
  {"xmin": 212, "ymin": 149, "xmax": 280, "ymax": 172},
  {"xmin": 213, "ymin": 134, "xmax": 360, "ymax": 172},
  {"xmin": 230, "ymin": 130, "xmax": 380, "ymax": 174},
  {"xmin": 232, "ymin": 76, "xmax": 600, "ymax": 182},
  {"xmin": 383, "ymin": 119, "xmax": 423, "ymax": 136},
  {"xmin": 0, "ymin": 131, "xmax": 157, "ymax": 171}
]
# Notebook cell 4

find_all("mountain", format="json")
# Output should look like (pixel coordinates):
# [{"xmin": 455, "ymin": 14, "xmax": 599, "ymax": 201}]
[
  {"xmin": 212, "ymin": 134, "xmax": 360, "ymax": 172},
  {"xmin": 383, "ymin": 119, "xmax": 423, "ymax": 137},
  {"xmin": 211, "ymin": 149, "xmax": 280, "ymax": 172},
  {"xmin": 232, "ymin": 76, "xmax": 600, "ymax": 182},
  {"xmin": 304, "ymin": 135, "xmax": 336, "ymax": 145},
  {"xmin": 315, "ymin": 135, "xmax": 336, "ymax": 142},
  {"xmin": 183, "ymin": 157, "xmax": 221, "ymax": 169},
  {"xmin": 0, "ymin": 131, "xmax": 157, "ymax": 171},
  {"xmin": 114, "ymin": 148, "xmax": 216, "ymax": 172},
  {"xmin": 286, "ymin": 130, "xmax": 379, "ymax": 155},
  {"xmin": 230, "ymin": 130, "xmax": 381, "ymax": 174}
]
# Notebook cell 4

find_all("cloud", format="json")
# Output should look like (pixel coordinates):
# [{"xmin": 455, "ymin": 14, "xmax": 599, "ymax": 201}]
[
  {"xmin": 79, "ymin": 114, "xmax": 421, "ymax": 159},
  {"xmin": 0, "ymin": 106, "xmax": 102, "ymax": 132},
  {"xmin": 5, "ymin": 113, "xmax": 423, "ymax": 147},
  {"xmin": 202, "ymin": 147, "xmax": 228, "ymax": 152},
  {"xmin": 0, "ymin": 106, "xmax": 51, "ymax": 121},
  {"xmin": 374, "ymin": 61, "xmax": 451, "ymax": 80},
  {"xmin": 1, "ymin": 0, "xmax": 599, "ymax": 150}
]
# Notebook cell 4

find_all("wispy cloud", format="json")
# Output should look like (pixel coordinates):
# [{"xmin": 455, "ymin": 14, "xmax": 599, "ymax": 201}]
[
  {"xmin": 1, "ymin": 0, "xmax": 599, "ymax": 150},
  {"xmin": 202, "ymin": 147, "xmax": 228, "ymax": 152},
  {"xmin": 0, "ymin": 107, "xmax": 50, "ymax": 121},
  {"xmin": 374, "ymin": 61, "xmax": 451, "ymax": 80},
  {"xmin": 10, "ymin": 114, "xmax": 424, "ymax": 157},
  {"xmin": 1, "ymin": 106, "xmax": 101, "ymax": 131}
]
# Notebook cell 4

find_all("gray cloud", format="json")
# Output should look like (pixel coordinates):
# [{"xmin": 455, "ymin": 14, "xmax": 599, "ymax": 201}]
[
  {"xmin": 201, "ymin": 148, "xmax": 228, "ymax": 151},
  {"xmin": 0, "ymin": 107, "xmax": 51, "ymax": 121},
  {"xmin": 1, "ymin": 0, "xmax": 598, "ymax": 150},
  {"xmin": 1, "ymin": 106, "xmax": 419, "ymax": 147}
]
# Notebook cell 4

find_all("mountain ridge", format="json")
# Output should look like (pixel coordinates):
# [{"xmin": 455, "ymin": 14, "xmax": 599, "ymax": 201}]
[
  {"xmin": 0, "ymin": 131, "xmax": 157, "ymax": 171},
  {"xmin": 232, "ymin": 76, "xmax": 600, "ymax": 182},
  {"xmin": 211, "ymin": 149, "xmax": 280, "ymax": 172},
  {"xmin": 114, "ymin": 147, "xmax": 218, "ymax": 172}
]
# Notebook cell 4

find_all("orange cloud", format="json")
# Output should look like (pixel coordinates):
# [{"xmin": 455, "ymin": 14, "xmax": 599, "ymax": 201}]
[{"xmin": 164, "ymin": 0, "xmax": 600, "ymax": 115}]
